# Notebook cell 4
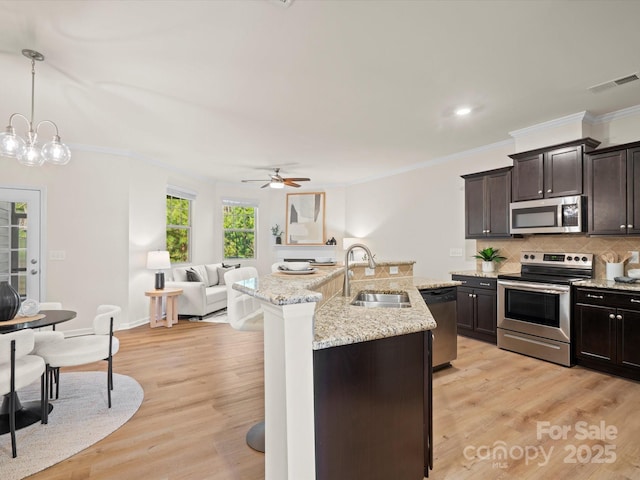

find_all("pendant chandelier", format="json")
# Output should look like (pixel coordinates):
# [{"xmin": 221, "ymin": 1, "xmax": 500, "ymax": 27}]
[{"xmin": 0, "ymin": 49, "xmax": 71, "ymax": 166}]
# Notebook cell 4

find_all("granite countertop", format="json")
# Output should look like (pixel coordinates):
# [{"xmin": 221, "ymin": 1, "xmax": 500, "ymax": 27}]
[
  {"xmin": 450, "ymin": 267, "xmax": 520, "ymax": 279},
  {"xmin": 573, "ymin": 279, "xmax": 640, "ymax": 293},
  {"xmin": 233, "ymin": 265, "xmax": 344, "ymax": 306},
  {"xmin": 313, "ymin": 276, "xmax": 443, "ymax": 350},
  {"xmin": 234, "ymin": 264, "xmax": 451, "ymax": 350}
]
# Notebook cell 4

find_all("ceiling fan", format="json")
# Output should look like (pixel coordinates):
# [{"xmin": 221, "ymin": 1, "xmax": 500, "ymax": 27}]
[{"xmin": 241, "ymin": 168, "xmax": 311, "ymax": 189}]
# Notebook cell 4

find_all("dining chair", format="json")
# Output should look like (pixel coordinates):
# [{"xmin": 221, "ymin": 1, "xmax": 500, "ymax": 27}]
[
  {"xmin": 33, "ymin": 305, "xmax": 121, "ymax": 413},
  {"xmin": 224, "ymin": 267, "xmax": 265, "ymax": 452},
  {"xmin": 0, "ymin": 329, "xmax": 47, "ymax": 458},
  {"xmin": 31, "ymin": 302, "xmax": 65, "ymax": 396}
]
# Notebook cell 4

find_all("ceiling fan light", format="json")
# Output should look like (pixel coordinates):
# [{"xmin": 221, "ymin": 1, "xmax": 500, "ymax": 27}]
[
  {"xmin": 42, "ymin": 135, "xmax": 71, "ymax": 165},
  {"xmin": 0, "ymin": 126, "xmax": 26, "ymax": 158},
  {"xmin": 18, "ymin": 142, "xmax": 45, "ymax": 167},
  {"xmin": 270, "ymin": 181, "xmax": 285, "ymax": 189}
]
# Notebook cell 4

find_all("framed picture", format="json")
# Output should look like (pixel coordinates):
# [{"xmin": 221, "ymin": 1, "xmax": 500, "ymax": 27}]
[{"xmin": 286, "ymin": 192, "xmax": 326, "ymax": 245}]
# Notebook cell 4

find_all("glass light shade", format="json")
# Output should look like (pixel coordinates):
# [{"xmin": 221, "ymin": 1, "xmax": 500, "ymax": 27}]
[
  {"xmin": 270, "ymin": 181, "xmax": 285, "ymax": 189},
  {"xmin": 147, "ymin": 250, "xmax": 171, "ymax": 270},
  {"xmin": 42, "ymin": 137, "xmax": 71, "ymax": 165},
  {"xmin": 0, "ymin": 128, "xmax": 26, "ymax": 158},
  {"xmin": 18, "ymin": 143, "xmax": 45, "ymax": 166}
]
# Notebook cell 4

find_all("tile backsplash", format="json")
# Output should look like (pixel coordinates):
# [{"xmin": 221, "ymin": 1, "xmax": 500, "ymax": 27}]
[{"xmin": 477, "ymin": 235, "xmax": 640, "ymax": 279}]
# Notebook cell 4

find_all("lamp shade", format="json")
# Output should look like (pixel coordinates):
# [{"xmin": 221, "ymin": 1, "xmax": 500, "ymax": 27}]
[{"xmin": 147, "ymin": 251, "xmax": 171, "ymax": 270}]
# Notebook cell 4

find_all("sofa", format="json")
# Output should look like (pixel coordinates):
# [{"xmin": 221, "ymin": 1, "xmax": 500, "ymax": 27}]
[{"xmin": 165, "ymin": 263, "xmax": 236, "ymax": 318}]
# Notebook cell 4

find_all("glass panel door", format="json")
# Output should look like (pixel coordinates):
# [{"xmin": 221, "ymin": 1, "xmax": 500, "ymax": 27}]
[
  {"xmin": 0, "ymin": 187, "xmax": 42, "ymax": 301},
  {"xmin": 504, "ymin": 288, "xmax": 560, "ymax": 328}
]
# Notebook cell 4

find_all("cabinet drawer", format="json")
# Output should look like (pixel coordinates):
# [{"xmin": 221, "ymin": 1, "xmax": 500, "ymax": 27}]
[
  {"xmin": 452, "ymin": 275, "xmax": 497, "ymax": 290},
  {"xmin": 575, "ymin": 288, "xmax": 640, "ymax": 310}
]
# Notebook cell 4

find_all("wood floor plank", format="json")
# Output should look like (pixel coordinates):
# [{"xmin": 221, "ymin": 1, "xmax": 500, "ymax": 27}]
[{"xmin": 22, "ymin": 323, "xmax": 640, "ymax": 479}]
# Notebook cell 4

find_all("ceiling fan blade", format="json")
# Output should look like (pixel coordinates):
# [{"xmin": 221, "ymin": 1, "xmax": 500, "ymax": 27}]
[
  {"xmin": 283, "ymin": 177, "xmax": 310, "ymax": 182},
  {"xmin": 260, "ymin": 182, "xmax": 271, "ymax": 188},
  {"xmin": 284, "ymin": 180, "xmax": 301, "ymax": 187},
  {"xmin": 242, "ymin": 179, "xmax": 267, "ymax": 183}
]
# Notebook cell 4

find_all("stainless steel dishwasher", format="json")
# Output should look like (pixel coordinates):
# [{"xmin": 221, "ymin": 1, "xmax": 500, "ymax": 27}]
[{"xmin": 420, "ymin": 287, "xmax": 457, "ymax": 370}]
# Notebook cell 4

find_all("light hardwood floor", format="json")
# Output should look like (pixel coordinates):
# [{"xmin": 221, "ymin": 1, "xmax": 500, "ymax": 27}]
[{"xmin": 27, "ymin": 321, "xmax": 640, "ymax": 479}]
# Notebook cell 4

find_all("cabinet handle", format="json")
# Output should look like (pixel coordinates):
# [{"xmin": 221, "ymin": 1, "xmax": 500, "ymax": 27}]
[
  {"xmin": 628, "ymin": 224, "xmax": 634, "ymax": 229},
  {"xmin": 586, "ymin": 294, "xmax": 604, "ymax": 299},
  {"xmin": 616, "ymin": 314, "xmax": 622, "ymax": 320},
  {"xmin": 538, "ymin": 190, "xmax": 543, "ymax": 194},
  {"xmin": 547, "ymin": 189, "xmax": 552, "ymax": 193},
  {"xmin": 609, "ymin": 313, "xmax": 616, "ymax": 319},
  {"xmin": 620, "ymin": 225, "xmax": 626, "ymax": 229},
  {"xmin": 479, "ymin": 282, "xmax": 491, "ymax": 287},
  {"xmin": 468, "ymin": 293, "xmax": 473, "ymax": 297},
  {"xmin": 630, "ymin": 299, "xmax": 640, "ymax": 304}
]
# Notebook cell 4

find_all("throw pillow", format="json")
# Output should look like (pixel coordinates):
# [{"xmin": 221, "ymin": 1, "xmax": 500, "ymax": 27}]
[
  {"xmin": 217, "ymin": 266, "xmax": 235, "ymax": 286},
  {"xmin": 185, "ymin": 268, "xmax": 202, "ymax": 283},
  {"xmin": 222, "ymin": 262, "xmax": 241, "ymax": 269}
]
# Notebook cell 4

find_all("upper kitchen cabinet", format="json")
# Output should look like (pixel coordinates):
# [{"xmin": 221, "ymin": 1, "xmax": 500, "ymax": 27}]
[
  {"xmin": 462, "ymin": 166, "xmax": 512, "ymax": 239},
  {"xmin": 510, "ymin": 138, "xmax": 600, "ymax": 202},
  {"xmin": 585, "ymin": 141, "xmax": 640, "ymax": 236}
]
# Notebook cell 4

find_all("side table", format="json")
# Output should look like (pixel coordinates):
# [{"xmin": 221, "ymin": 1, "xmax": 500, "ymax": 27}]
[{"xmin": 145, "ymin": 287, "xmax": 183, "ymax": 328}]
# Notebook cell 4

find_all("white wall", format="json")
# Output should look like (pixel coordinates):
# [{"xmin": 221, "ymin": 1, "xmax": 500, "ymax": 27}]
[
  {"xmin": 3, "ymin": 149, "xmax": 130, "ymax": 334},
  {"xmin": 344, "ymin": 142, "xmax": 514, "ymax": 280}
]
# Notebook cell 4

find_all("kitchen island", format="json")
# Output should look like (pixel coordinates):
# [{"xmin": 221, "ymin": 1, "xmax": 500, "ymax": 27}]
[{"xmin": 234, "ymin": 262, "xmax": 456, "ymax": 480}]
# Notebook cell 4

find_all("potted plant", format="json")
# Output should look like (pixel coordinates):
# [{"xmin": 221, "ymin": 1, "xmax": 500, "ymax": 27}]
[
  {"xmin": 271, "ymin": 224, "xmax": 283, "ymax": 245},
  {"xmin": 473, "ymin": 247, "xmax": 506, "ymax": 273}
]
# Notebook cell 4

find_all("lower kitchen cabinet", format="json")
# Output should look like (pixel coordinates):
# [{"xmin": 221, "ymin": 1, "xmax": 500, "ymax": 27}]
[
  {"xmin": 574, "ymin": 287, "xmax": 640, "ymax": 380},
  {"xmin": 313, "ymin": 331, "xmax": 433, "ymax": 480},
  {"xmin": 452, "ymin": 275, "xmax": 497, "ymax": 344}
]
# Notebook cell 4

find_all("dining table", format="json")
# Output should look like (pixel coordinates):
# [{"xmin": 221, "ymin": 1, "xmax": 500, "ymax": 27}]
[{"xmin": 0, "ymin": 309, "xmax": 77, "ymax": 434}]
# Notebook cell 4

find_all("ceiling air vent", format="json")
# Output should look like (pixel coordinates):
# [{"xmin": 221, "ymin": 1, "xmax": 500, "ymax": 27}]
[{"xmin": 589, "ymin": 73, "xmax": 640, "ymax": 93}]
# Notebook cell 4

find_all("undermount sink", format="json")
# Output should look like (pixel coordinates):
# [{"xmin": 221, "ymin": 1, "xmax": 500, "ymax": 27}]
[{"xmin": 350, "ymin": 290, "xmax": 411, "ymax": 308}]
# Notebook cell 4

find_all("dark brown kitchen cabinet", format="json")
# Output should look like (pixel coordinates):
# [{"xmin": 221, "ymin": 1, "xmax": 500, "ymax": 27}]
[
  {"xmin": 314, "ymin": 331, "xmax": 433, "ymax": 480},
  {"xmin": 574, "ymin": 287, "xmax": 640, "ymax": 381},
  {"xmin": 462, "ymin": 167, "xmax": 512, "ymax": 239},
  {"xmin": 452, "ymin": 275, "xmax": 497, "ymax": 344},
  {"xmin": 510, "ymin": 138, "xmax": 600, "ymax": 202},
  {"xmin": 585, "ymin": 141, "xmax": 640, "ymax": 235}
]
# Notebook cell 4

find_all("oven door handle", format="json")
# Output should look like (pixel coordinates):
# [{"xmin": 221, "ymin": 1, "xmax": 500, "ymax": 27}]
[{"xmin": 498, "ymin": 280, "xmax": 570, "ymax": 295}]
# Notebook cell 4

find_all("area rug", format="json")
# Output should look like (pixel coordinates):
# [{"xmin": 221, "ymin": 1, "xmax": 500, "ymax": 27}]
[
  {"xmin": 189, "ymin": 308, "xmax": 229, "ymax": 324},
  {"xmin": 0, "ymin": 372, "xmax": 144, "ymax": 480}
]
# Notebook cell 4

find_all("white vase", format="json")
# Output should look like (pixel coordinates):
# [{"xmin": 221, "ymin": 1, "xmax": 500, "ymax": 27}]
[{"xmin": 482, "ymin": 261, "xmax": 495, "ymax": 273}]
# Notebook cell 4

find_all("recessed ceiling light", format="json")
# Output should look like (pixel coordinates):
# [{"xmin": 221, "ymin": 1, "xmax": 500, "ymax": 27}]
[{"xmin": 455, "ymin": 107, "xmax": 472, "ymax": 116}]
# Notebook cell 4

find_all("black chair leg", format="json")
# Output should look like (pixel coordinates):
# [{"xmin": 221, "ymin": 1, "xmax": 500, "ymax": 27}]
[
  {"xmin": 107, "ymin": 356, "xmax": 112, "ymax": 408},
  {"xmin": 9, "ymin": 391, "xmax": 16, "ymax": 458}
]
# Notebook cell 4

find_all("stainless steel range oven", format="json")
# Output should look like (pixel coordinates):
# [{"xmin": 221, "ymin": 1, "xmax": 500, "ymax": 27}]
[{"xmin": 497, "ymin": 252, "xmax": 593, "ymax": 366}]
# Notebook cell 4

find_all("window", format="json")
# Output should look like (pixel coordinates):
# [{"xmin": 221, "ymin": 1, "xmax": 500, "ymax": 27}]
[
  {"xmin": 166, "ymin": 186, "xmax": 196, "ymax": 263},
  {"xmin": 223, "ymin": 199, "xmax": 257, "ymax": 260}
]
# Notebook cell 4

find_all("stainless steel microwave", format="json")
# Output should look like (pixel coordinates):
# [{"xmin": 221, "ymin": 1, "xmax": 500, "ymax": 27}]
[{"xmin": 509, "ymin": 195, "xmax": 585, "ymax": 234}]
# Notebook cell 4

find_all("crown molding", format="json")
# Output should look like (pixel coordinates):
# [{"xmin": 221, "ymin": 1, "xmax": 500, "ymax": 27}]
[
  {"xmin": 508, "ymin": 111, "xmax": 592, "ymax": 139},
  {"xmin": 592, "ymin": 103, "xmax": 640, "ymax": 124}
]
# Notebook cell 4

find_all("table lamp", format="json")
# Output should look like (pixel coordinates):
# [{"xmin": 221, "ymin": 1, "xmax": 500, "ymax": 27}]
[{"xmin": 147, "ymin": 250, "xmax": 171, "ymax": 289}]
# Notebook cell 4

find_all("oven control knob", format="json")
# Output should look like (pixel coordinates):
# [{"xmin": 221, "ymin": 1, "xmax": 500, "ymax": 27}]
[
  {"xmin": 567, "ymin": 256, "xmax": 573, "ymax": 261},
  {"xmin": 523, "ymin": 254, "xmax": 529, "ymax": 259},
  {"xmin": 530, "ymin": 254, "xmax": 536, "ymax": 260},
  {"xmin": 581, "ymin": 256, "xmax": 588, "ymax": 262}
]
